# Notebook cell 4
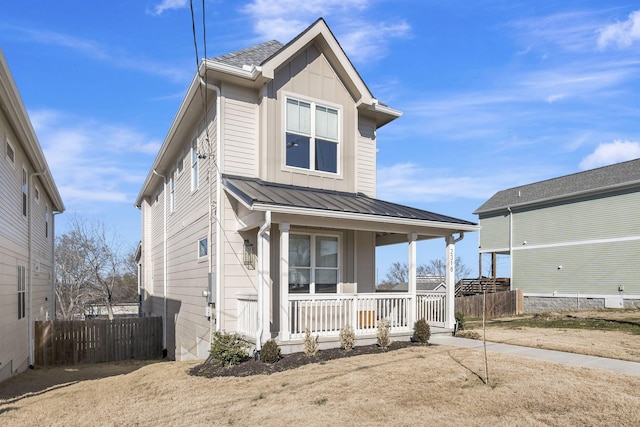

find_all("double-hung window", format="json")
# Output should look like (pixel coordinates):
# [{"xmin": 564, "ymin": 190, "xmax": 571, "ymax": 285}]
[
  {"xmin": 288, "ymin": 234, "xmax": 339, "ymax": 294},
  {"xmin": 18, "ymin": 266, "xmax": 26, "ymax": 319},
  {"xmin": 285, "ymin": 98, "xmax": 339, "ymax": 174},
  {"xmin": 22, "ymin": 168, "xmax": 27, "ymax": 217}
]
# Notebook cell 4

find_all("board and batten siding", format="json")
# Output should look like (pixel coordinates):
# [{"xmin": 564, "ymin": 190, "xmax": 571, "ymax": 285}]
[{"xmin": 265, "ymin": 44, "xmax": 357, "ymax": 192}]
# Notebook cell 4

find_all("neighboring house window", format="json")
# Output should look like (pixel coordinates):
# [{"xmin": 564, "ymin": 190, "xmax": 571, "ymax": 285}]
[
  {"xmin": 198, "ymin": 237, "xmax": 208, "ymax": 258},
  {"xmin": 169, "ymin": 171, "xmax": 175, "ymax": 212},
  {"xmin": 22, "ymin": 168, "xmax": 27, "ymax": 217},
  {"xmin": 45, "ymin": 205, "xmax": 49, "ymax": 238},
  {"xmin": 18, "ymin": 265, "xmax": 26, "ymax": 319},
  {"xmin": 176, "ymin": 154, "xmax": 184, "ymax": 176},
  {"xmin": 34, "ymin": 186, "xmax": 40, "ymax": 204},
  {"xmin": 285, "ymin": 97, "xmax": 339, "ymax": 174},
  {"xmin": 191, "ymin": 138, "xmax": 199, "ymax": 191},
  {"xmin": 289, "ymin": 234, "xmax": 339, "ymax": 294},
  {"xmin": 6, "ymin": 139, "xmax": 15, "ymax": 165}
]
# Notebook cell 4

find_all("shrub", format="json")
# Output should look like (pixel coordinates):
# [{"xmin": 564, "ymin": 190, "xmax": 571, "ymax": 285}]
[
  {"xmin": 210, "ymin": 331, "xmax": 251, "ymax": 367},
  {"xmin": 412, "ymin": 318, "xmax": 431, "ymax": 344},
  {"xmin": 339, "ymin": 324, "xmax": 356, "ymax": 351},
  {"xmin": 455, "ymin": 312, "xmax": 466, "ymax": 331},
  {"xmin": 260, "ymin": 338, "xmax": 281, "ymax": 364},
  {"xmin": 377, "ymin": 318, "xmax": 391, "ymax": 349},
  {"xmin": 303, "ymin": 327, "xmax": 319, "ymax": 357}
]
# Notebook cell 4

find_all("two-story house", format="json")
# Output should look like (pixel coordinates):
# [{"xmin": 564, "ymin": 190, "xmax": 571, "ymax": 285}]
[
  {"xmin": 135, "ymin": 19, "xmax": 478, "ymax": 360},
  {"xmin": 1, "ymin": 49, "xmax": 65, "ymax": 382},
  {"xmin": 475, "ymin": 158, "xmax": 640, "ymax": 312}
]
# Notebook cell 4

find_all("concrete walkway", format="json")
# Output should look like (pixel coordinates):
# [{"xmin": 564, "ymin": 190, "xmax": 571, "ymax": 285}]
[{"xmin": 430, "ymin": 334, "xmax": 640, "ymax": 377}]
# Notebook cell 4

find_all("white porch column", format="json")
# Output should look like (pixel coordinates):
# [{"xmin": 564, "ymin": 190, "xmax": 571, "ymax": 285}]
[
  {"xmin": 408, "ymin": 232, "xmax": 417, "ymax": 328},
  {"xmin": 445, "ymin": 235, "xmax": 456, "ymax": 329},
  {"xmin": 279, "ymin": 223, "xmax": 290, "ymax": 341},
  {"xmin": 257, "ymin": 212, "xmax": 271, "ymax": 349}
]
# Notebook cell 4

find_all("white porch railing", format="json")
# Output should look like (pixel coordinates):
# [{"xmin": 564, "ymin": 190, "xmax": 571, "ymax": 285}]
[
  {"xmin": 236, "ymin": 294, "xmax": 258, "ymax": 338},
  {"xmin": 417, "ymin": 290, "xmax": 447, "ymax": 328},
  {"xmin": 236, "ymin": 291, "xmax": 448, "ymax": 342}
]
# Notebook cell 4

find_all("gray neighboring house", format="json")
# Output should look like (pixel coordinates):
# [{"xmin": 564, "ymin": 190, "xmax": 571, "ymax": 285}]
[
  {"xmin": 0, "ymin": 49, "xmax": 65, "ymax": 382},
  {"xmin": 474, "ymin": 158, "xmax": 640, "ymax": 312},
  {"xmin": 135, "ymin": 18, "xmax": 478, "ymax": 361}
]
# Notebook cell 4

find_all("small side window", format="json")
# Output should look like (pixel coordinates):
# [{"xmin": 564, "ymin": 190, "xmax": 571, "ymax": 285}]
[
  {"xmin": 198, "ymin": 237, "xmax": 208, "ymax": 259},
  {"xmin": 6, "ymin": 139, "xmax": 15, "ymax": 165}
]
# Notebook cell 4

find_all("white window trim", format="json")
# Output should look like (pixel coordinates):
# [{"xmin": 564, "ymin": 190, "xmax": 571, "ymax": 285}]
[
  {"xmin": 6, "ymin": 138, "xmax": 16, "ymax": 167},
  {"xmin": 197, "ymin": 237, "xmax": 208, "ymax": 260},
  {"xmin": 34, "ymin": 185, "xmax": 40, "ymax": 204},
  {"xmin": 282, "ymin": 93, "xmax": 342, "ymax": 176},
  {"xmin": 22, "ymin": 167, "xmax": 27, "ymax": 218},
  {"xmin": 45, "ymin": 204, "xmax": 50, "ymax": 239},
  {"xmin": 289, "ymin": 232, "xmax": 341, "ymax": 294}
]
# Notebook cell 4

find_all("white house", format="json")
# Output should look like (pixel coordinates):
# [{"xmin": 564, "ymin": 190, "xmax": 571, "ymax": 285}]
[
  {"xmin": 135, "ymin": 19, "xmax": 478, "ymax": 360},
  {"xmin": 0, "ymin": 49, "xmax": 65, "ymax": 381}
]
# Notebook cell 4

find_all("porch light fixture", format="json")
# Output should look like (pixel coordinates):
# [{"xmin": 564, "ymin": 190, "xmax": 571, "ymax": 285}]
[{"xmin": 243, "ymin": 239, "xmax": 254, "ymax": 269}]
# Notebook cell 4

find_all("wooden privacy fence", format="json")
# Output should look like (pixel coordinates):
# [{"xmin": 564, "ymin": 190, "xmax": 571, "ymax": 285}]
[
  {"xmin": 34, "ymin": 317, "xmax": 163, "ymax": 366},
  {"xmin": 455, "ymin": 289, "xmax": 524, "ymax": 318}
]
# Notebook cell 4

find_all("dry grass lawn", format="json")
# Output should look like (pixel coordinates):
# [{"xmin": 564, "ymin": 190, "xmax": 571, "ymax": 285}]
[{"xmin": 2, "ymin": 309, "xmax": 640, "ymax": 426}]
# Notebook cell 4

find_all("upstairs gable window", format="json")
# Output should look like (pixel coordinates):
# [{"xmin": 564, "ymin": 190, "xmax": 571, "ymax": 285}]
[{"xmin": 285, "ymin": 97, "xmax": 339, "ymax": 174}]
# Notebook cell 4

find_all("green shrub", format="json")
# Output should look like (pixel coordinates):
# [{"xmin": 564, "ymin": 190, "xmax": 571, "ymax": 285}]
[
  {"xmin": 412, "ymin": 318, "xmax": 431, "ymax": 344},
  {"xmin": 210, "ymin": 331, "xmax": 251, "ymax": 366},
  {"xmin": 260, "ymin": 338, "xmax": 280, "ymax": 364},
  {"xmin": 303, "ymin": 327, "xmax": 319, "ymax": 357},
  {"xmin": 455, "ymin": 312, "xmax": 466, "ymax": 331},
  {"xmin": 377, "ymin": 318, "xmax": 391, "ymax": 349},
  {"xmin": 339, "ymin": 324, "xmax": 356, "ymax": 351}
]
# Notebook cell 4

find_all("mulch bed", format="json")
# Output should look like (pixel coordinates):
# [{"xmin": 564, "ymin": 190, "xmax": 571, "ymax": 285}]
[{"xmin": 189, "ymin": 341, "xmax": 427, "ymax": 378}]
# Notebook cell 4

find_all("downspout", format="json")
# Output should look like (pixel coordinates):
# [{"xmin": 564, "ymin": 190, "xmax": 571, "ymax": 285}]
[
  {"xmin": 52, "ymin": 211, "xmax": 63, "ymax": 320},
  {"xmin": 153, "ymin": 169, "xmax": 168, "ymax": 357},
  {"xmin": 28, "ymin": 171, "xmax": 45, "ymax": 368},
  {"xmin": 256, "ymin": 211, "xmax": 271, "ymax": 356},
  {"xmin": 198, "ymin": 76, "xmax": 222, "ymax": 331},
  {"xmin": 507, "ymin": 207, "xmax": 513, "ymax": 286}
]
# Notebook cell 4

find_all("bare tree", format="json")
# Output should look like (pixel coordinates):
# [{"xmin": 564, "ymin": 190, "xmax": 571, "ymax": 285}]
[
  {"xmin": 424, "ymin": 257, "xmax": 471, "ymax": 284},
  {"xmin": 55, "ymin": 216, "xmax": 132, "ymax": 320}
]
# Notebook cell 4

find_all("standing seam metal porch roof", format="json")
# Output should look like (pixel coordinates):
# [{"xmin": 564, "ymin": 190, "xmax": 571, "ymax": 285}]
[{"xmin": 223, "ymin": 175, "xmax": 476, "ymax": 227}]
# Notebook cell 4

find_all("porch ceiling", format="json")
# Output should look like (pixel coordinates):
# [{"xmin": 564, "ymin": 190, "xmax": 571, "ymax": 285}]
[{"xmin": 223, "ymin": 174, "xmax": 478, "ymax": 238}]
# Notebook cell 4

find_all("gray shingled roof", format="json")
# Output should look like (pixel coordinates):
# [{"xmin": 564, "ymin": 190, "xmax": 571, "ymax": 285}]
[
  {"xmin": 211, "ymin": 40, "xmax": 284, "ymax": 68},
  {"xmin": 223, "ymin": 175, "xmax": 476, "ymax": 226},
  {"xmin": 474, "ymin": 158, "xmax": 640, "ymax": 214}
]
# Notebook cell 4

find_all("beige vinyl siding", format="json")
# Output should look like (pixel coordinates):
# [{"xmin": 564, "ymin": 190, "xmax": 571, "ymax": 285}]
[
  {"xmin": 512, "ymin": 189, "xmax": 640, "ymax": 246},
  {"xmin": 513, "ymin": 239, "xmax": 640, "ymax": 295},
  {"xmin": 265, "ymin": 44, "xmax": 357, "ymax": 192},
  {"xmin": 1, "ymin": 117, "xmax": 28, "ymax": 250},
  {"xmin": 478, "ymin": 212, "xmax": 510, "ymax": 252},
  {"xmin": 221, "ymin": 84, "xmax": 258, "ymax": 177},
  {"xmin": 356, "ymin": 118, "xmax": 376, "ymax": 197},
  {"xmin": 355, "ymin": 230, "xmax": 376, "ymax": 292}
]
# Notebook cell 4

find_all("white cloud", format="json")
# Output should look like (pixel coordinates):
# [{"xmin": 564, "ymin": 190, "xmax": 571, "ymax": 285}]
[
  {"xmin": 30, "ymin": 109, "xmax": 159, "ymax": 206},
  {"xmin": 376, "ymin": 163, "xmax": 500, "ymax": 203},
  {"xmin": 546, "ymin": 93, "xmax": 566, "ymax": 103},
  {"xmin": 240, "ymin": 0, "xmax": 408, "ymax": 63},
  {"xmin": 579, "ymin": 140, "xmax": 640, "ymax": 170},
  {"xmin": 148, "ymin": 0, "xmax": 189, "ymax": 16},
  {"xmin": 597, "ymin": 10, "xmax": 640, "ymax": 49}
]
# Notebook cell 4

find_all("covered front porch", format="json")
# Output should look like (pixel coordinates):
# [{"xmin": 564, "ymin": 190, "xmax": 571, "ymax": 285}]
[{"xmin": 223, "ymin": 175, "xmax": 479, "ymax": 351}]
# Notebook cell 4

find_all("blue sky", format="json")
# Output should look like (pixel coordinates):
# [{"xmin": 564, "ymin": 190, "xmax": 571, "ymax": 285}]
[{"xmin": 3, "ymin": 1, "xmax": 640, "ymax": 279}]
